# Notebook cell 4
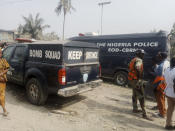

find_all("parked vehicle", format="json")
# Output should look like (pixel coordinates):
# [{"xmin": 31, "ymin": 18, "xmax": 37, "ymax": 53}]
[
  {"xmin": 70, "ymin": 31, "xmax": 170, "ymax": 86},
  {"xmin": 2, "ymin": 41, "xmax": 101, "ymax": 105}
]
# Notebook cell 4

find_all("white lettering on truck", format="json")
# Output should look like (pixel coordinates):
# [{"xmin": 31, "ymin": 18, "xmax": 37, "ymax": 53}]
[
  {"xmin": 68, "ymin": 51, "xmax": 82, "ymax": 60},
  {"xmin": 85, "ymin": 52, "xmax": 98, "ymax": 59},
  {"xmin": 97, "ymin": 43, "xmax": 106, "ymax": 47},
  {"xmin": 45, "ymin": 50, "xmax": 61, "ymax": 60},
  {"xmin": 29, "ymin": 49, "xmax": 42, "ymax": 58},
  {"xmin": 107, "ymin": 43, "xmax": 132, "ymax": 47},
  {"xmin": 98, "ymin": 41, "xmax": 159, "ymax": 53},
  {"xmin": 133, "ymin": 42, "xmax": 158, "ymax": 47}
]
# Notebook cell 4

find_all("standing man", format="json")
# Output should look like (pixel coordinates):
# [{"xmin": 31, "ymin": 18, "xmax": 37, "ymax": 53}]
[
  {"xmin": 164, "ymin": 57, "xmax": 175, "ymax": 130},
  {"xmin": 128, "ymin": 49, "xmax": 152, "ymax": 120},
  {"xmin": 153, "ymin": 52, "xmax": 170, "ymax": 118}
]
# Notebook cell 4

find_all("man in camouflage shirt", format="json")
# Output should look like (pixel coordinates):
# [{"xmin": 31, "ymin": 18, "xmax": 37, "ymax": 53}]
[{"xmin": 128, "ymin": 49, "xmax": 152, "ymax": 121}]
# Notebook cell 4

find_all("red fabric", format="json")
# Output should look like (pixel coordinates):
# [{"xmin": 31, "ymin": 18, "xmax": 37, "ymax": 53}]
[
  {"xmin": 153, "ymin": 76, "xmax": 164, "ymax": 84},
  {"xmin": 153, "ymin": 76, "xmax": 166, "ymax": 92},
  {"xmin": 128, "ymin": 58, "xmax": 143, "ymax": 80},
  {"xmin": 155, "ymin": 90, "xmax": 166, "ymax": 116}
]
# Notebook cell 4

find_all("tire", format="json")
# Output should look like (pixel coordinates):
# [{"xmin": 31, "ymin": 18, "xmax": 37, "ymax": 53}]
[
  {"xmin": 114, "ymin": 71, "xmax": 128, "ymax": 86},
  {"xmin": 26, "ymin": 78, "xmax": 48, "ymax": 105}
]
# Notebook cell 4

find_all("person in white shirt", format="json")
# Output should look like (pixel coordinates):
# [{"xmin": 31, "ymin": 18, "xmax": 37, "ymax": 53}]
[
  {"xmin": 164, "ymin": 57, "xmax": 175, "ymax": 130},
  {"xmin": 160, "ymin": 52, "xmax": 170, "ymax": 76}
]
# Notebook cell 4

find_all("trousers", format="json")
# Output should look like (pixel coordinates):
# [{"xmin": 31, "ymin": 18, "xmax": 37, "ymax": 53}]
[
  {"xmin": 129, "ymin": 80, "xmax": 146, "ymax": 116},
  {"xmin": 166, "ymin": 96, "xmax": 175, "ymax": 126},
  {"xmin": 155, "ymin": 90, "xmax": 166, "ymax": 116}
]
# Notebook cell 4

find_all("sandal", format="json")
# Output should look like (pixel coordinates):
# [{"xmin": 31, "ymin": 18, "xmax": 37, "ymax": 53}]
[{"xmin": 3, "ymin": 112, "xmax": 9, "ymax": 117}]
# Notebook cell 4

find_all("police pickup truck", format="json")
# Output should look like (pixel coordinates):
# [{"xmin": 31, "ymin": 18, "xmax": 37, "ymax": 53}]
[{"xmin": 3, "ymin": 41, "xmax": 101, "ymax": 105}]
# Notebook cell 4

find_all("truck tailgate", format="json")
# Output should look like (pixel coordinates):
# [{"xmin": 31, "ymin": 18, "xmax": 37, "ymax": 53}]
[{"xmin": 64, "ymin": 47, "xmax": 100, "ymax": 86}]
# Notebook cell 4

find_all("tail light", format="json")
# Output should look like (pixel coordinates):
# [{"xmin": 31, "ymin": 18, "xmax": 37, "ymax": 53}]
[
  {"xmin": 99, "ymin": 64, "xmax": 101, "ymax": 77},
  {"xmin": 58, "ymin": 68, "xmax": 66, "ymax": 85}
]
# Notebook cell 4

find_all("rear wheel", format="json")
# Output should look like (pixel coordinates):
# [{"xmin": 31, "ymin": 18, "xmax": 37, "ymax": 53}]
[
  {"xmin": 114, "ymin": 71, "xmax": 128, "ymax": 86},
  {"xmin": 26, "ymin": 78, "xmax": 48, "ymax": 105}
]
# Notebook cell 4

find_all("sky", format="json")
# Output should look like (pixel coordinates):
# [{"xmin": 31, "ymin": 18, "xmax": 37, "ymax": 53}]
[{"xmin": 0, "ymin": 0, "xmax": 175, "ymax": 39}]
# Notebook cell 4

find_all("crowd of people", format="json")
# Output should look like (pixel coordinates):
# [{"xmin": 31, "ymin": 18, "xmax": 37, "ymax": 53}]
[{"xmin": 128, "ymin": 49, "xmax": 175, "ymax": 130}]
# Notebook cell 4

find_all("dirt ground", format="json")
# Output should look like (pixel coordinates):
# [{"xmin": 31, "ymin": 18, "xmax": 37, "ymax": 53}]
[{"xmin": 0, "ymin": 81, "xmax": 172, "ymax": 131}]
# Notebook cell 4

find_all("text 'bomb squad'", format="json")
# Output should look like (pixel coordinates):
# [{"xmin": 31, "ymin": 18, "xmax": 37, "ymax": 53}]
[{"xmin": 29, "ymin": 50, "xmax": 98, "ymax": 60}]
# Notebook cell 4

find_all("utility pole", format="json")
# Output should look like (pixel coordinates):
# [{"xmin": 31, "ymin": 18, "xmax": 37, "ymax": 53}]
[{"xmin": 98, "ymin": 1, "xmax": 111, "ymax": 35}]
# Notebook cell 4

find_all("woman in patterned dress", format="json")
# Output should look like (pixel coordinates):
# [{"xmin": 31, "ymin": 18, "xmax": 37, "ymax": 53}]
[{"xmin": 0, "ymin": 48, "xmax": 9, "ymax": 116}]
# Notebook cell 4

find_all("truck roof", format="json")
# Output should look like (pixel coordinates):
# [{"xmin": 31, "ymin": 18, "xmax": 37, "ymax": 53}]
[
  {"xmin": 69, "ymin": 31, "xmax": 167, "ymax": 40},
  {"xmin": 12, "ymin": 40, "xmax": 98, "ymax": 48}
]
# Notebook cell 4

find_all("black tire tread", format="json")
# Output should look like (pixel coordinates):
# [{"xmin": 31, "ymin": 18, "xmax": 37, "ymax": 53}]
[
  {"xmin": 114, "ymin": 71, "xmax": 128, "ymax": 86},
  {"xmin": 26, "ymin": 78, "xmax": 48, "ymax": 105}
]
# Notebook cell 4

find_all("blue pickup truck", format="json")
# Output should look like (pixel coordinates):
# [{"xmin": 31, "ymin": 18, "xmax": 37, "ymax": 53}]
[
  {"xmin": 2, "ymin": 41, "xmax": 101, "ymax": 105},
  {"xmin": 70, "ymin": 31, "xmax": 170, "ymax": 86}
]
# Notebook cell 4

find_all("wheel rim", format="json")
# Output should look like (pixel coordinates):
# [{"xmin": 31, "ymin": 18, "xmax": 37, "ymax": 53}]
[
  {"xmin": 116, "ymin": 74, "xmax": 126, "ymax": 85},
  {"xmin": 29, "ymin": 84, "xmax": 39, "ymax": 100}
]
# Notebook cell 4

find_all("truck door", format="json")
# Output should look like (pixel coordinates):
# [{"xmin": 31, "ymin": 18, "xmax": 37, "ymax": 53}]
[
  {"xmin": 10, "ymin": 46, "xmax": 27, "ymax": 84},
  {"xmin": 2, "ymin": 46, "xmax": 15, "ymax": 81}
]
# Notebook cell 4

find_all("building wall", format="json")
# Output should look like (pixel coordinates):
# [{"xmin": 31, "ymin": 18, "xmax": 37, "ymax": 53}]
[{"xmin": 0, "ymin": 31, "xmax": 14, "ymax": 42}]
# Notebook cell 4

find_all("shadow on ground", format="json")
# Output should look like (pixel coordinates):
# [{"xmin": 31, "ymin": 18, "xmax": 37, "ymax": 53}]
[
  {"xmin": 83, "ymin": 99, "xmax": 163, "ymax": 130},
  {"xmin": 6, "ymin": 83, "xmax": 27, "ymax": 103},
  {"xmin": 6, "ymin": 82, "xmax": 87, "ymax": 111},
  {"xmin": 45, "ymin": 95, "xmax": 87, "ymax": 110},
  {"xmin": 103, "ymin": 78, "xmax": 156, "ymax": 102}
]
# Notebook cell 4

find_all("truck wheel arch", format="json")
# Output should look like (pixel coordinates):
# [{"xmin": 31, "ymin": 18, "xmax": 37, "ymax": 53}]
[
  {"xmin": 24, "ymin": 68, "xmax": 47, "ymax": 85},
  {"xmin": 24, "ymin": 68, "xmax": 48, "ymax": 105}
]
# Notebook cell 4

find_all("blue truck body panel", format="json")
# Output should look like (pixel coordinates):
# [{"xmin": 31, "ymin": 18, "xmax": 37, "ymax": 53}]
[{"xmin": 70, "ymin": 31, "xmax": 170, "ymax": 83}]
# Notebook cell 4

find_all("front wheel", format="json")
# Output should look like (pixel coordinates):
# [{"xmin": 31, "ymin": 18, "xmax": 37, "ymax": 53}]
[
  {"xmin": 26, "ymin": 78, "xmax": 48, "ymax": 105},
  {"xmin": 114, "ymin": 71, "xmax": 128, "ymax": 86}
]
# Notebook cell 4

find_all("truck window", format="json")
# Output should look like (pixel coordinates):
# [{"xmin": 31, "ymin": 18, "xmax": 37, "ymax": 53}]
[
  {"xmin": 12, "ymin": 46, "xmax": 26, "ymax": 61},
  {"xmin": 3, "ymin": 46, "xmax": 15, "ymax": 61}
]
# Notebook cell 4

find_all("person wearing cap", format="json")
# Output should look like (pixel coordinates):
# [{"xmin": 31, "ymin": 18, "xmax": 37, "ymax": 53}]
[
  {"xmin": 152, "ymin": 52, "xmax": 170, "ymax": 118},
  {"xmin": 128, "ymin": 49, "xmax": 152, "ymax": 120},
  {"xmin": 0, "ymin": 48, "xmax": 9, "ymax": 116},
  {"xmin": 164, "ymin": 57, "xmax": 175, "ymax": 130}
]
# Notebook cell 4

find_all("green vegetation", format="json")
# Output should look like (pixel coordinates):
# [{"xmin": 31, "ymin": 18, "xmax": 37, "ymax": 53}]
[
  {"xmin": 17, "ymin": 13, "xmax": 50, "ymax": 39},
  {"xmin": 55, "ymin": 0, "xmax": 75, "ymax": 40}
]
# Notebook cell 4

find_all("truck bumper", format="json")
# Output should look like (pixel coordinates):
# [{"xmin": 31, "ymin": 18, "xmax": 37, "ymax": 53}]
[{"xmin": 57, "ymin": 79, "xmax": 102, "ymax": 97}]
